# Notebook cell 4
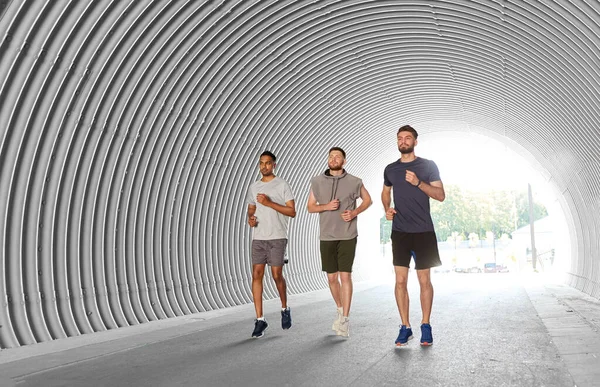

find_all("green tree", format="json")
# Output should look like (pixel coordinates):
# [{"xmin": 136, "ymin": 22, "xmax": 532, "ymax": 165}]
[
  {"xmin": 380, "ymin": 184, "xmax": 548, "ymax": 243},
  {"xmin": 430, "ymin": 185, "xmax": 547, "ymax": 241},
  {"xmin": 514, "ymin": 190, "xmax": 548, "ymax": 229}
]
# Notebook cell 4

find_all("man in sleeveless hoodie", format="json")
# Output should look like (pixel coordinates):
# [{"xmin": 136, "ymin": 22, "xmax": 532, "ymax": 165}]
[
  {"xmin": 308, "ymin": 147, "xmax": 372, "ymax": 338},
  {"xmin": 247, "ymin": 151, "xmax": 296, "ymax": 338},
  {"xmin": 381, "ymin": 125, "xmax": 446, "ymax": 347}
]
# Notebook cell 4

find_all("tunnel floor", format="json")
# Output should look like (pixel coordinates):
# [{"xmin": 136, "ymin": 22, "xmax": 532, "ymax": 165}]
[{"xmin": 1, "ymin": 273, "xmax": 599, "ymax": 387}]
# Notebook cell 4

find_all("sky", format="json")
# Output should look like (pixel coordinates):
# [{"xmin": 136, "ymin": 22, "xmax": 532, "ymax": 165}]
[{"xmin": 415, "ymin": 131, "xmax": 555, "ymax": 205}]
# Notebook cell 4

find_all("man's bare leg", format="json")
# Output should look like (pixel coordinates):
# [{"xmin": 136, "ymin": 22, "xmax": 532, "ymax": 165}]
[
  {"xmin": 339, "ymin": 271, "xmax": 353, "ymax": 317},
  {"xmin": 271, "ymin": 265, "xmax": 287, "ymax": 308},
  {"xmin": 416, "ymin": 268, "xmax": 434, "ymax": 324},
  {"xmin": 394, "ymin": 266, "xmax": 410, "ymax": 326},
  {"xmin": 252, "ymin": 264, "xmax": 266, "ymax": 318},
  {"xmin": 327, "ymin": 272, "xmax": 342, "ymax": 308}
]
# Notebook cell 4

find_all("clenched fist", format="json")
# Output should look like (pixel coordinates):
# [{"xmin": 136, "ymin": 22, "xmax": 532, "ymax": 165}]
[
  {"xmin": 248, "ymin": 216, "xmax": 258, "ymax": 227},
  {"xmin": 256, "ymin": 193, "xmax": 271, "ymax": 205},
  {"xmin": 385, "ymin": 207, "xmax": 397, "ymax": 221},
  {"xmin": 325, "ymin": 199, "xmax": 340, "ymax": 211}
]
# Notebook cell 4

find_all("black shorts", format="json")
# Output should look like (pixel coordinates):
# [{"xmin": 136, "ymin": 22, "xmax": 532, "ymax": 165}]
[{"xmin": 391, "ymin": 231, "xmax": 441, "ymax": 270}]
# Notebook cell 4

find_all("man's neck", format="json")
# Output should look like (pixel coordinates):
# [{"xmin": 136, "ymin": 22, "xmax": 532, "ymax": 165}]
[
  {"xmin": 261, "ymin": 174, "xmax": 276, "ymax": 182},
  {"xmin": 400, "ymin": 153, "xmax": 416, "ymax": 163},
  {"xmin": 329, "ymin": 169, "xmax": 344, "ymax": 176}
]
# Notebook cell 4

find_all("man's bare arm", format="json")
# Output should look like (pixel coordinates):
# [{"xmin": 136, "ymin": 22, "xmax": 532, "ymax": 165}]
[
  {"xmin": 418, "ymin": 180, "xmax": 445, "ymax": 202},
  {"xmin": 247, "ymin": 204, "xmax": 258, "ymax": 227},
  {"xmin": 341, "ymin": 184, "xmax": 372, "ymax": 222},
  {"xmin": 381, "ymin": 185, "xmax": 392, "ymax": 212},
  {"xmin": 353, "ymin": 185, "xmax": 373, "ymax": 216},
  {"xmin": 405, "ymin": 170, "xmax": 445, "ymax": 202},
  {"xmin": 307, "ymin": 190, "xmax": 339, "ymax": 213},
  {"xmin": 381, "ymin": 185, "xmax": 396, "ymax": 220},
  {"xmin": 257, "ymin": 194, "xmax": 296, "ymax": 218}
]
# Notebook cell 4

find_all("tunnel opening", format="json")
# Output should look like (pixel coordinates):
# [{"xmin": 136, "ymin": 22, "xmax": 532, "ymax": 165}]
[{"xmin": 351, "ymin": 128, "xmax": 572, "ymax": 286}]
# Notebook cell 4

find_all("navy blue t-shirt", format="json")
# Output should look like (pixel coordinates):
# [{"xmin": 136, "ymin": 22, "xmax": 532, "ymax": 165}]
[{"xmin": 383, "ymin": 157, "xmax": 441, "ymax": 233}]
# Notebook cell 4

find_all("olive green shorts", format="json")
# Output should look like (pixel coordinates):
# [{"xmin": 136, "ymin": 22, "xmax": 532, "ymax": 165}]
[{"xmin": 319, "ymin": 238, "xmax": 357, "ymax": 273}]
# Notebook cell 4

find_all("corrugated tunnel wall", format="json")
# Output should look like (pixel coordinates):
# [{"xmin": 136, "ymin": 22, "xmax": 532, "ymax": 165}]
[{"xmin": 1, "ymin": 0, "xmax": 599, "ymax": 348}]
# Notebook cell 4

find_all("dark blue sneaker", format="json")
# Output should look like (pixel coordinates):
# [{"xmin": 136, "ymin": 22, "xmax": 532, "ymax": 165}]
[
  {"xmin": 420, "ymin": 323, "xmax": 433, "ymax": 346},
  {"xmin": 252, "ymin": 319, "xmax": 268, "ymax": 338},
  {"xmin": 395, "ymin": 325, "xmax": 413, "ymax": 347},
  {"xmin": 281, "ymin": 307, "xmax": 292, "ymax": 329}
]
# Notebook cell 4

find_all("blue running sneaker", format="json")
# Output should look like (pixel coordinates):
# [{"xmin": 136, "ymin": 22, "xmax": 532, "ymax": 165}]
[
  {"xmin": 281, "ymin": 307, "xmax": 292, "ymax": 329},
  {"xmin": 395, "ymin": 325, "xmax": 413, "ymax": 347},
  {"xmin": 252, "ymin": 319, "xmax": 268, "ymax": 338},
  {"xmin": 420, "ymin": 323, "xmax": 433, "ymax": 346}
]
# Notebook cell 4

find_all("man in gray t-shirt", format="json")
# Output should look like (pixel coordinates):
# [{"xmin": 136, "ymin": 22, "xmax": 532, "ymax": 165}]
[
  {"xmin": 308, "ymin": 147, "xmax": 372, "ymax": 338},
  {"xmin": 246, "ymin": 151, "xmax": 296, "ymax": 338}
]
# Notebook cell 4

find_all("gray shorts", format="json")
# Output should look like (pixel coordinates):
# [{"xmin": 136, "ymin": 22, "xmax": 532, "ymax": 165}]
[{"xmin": 252, "ymin": 239, "xmax": 287, "ymax": 266}]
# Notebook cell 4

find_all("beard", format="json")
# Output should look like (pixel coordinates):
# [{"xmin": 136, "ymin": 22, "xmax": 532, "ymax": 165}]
[
  {"xmin": 399, "ymin": 145, "xmax": 414, "ymax": 154},
  {"xmin": 328, "ymin": 163, "xmax": 343, "ymax": 171},
  {"xmin": 260, "ymin": 169, "xmax": 273, "ymax": 176}
]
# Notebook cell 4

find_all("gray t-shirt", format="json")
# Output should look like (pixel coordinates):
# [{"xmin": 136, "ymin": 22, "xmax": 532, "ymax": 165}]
[
  {"xmin": 310, "ymin": 170, "xmax": 363, "ymax": 241},
  {"xmin": 246, "ymin": 176, "xmax": 295, "ymax": 240}
]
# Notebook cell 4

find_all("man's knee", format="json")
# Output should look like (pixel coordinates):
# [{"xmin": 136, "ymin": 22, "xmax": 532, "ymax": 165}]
[
  {"xmin": 419, "ymin": 280, "xmax": 433, "ymax": 292},
  {"xmin": 395, "ymin": 274, "xmax": 408, "ymax": 288},
  {"xmin": 418, "ymin": 277, "xmax": 432, "ymax": 288},
  {"xmin": 252, "ymin": 266, "xmax": 265, "ymax": 281},
  {"xmin": 327, "ymin": 272, "xmax": 339, "ymax": 284},
  {"xmin": 271, "ymin": 268, "xmax": 285, "ymax": 283},
  {"xmin": 416, "ymin": 270, "xmax": 432, "ymax": 287},
  {"xmin": 339, "ymin": 272, "xmax": 352, "ymax": 284}
]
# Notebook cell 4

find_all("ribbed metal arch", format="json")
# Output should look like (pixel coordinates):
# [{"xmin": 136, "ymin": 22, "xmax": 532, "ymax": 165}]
[{"xmin": 2, "ymin": 0, "xmax": 600, "ymax": 348}]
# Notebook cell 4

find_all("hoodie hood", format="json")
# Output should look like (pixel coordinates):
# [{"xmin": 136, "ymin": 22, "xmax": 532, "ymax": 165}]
[{"xmin": 323, "ymin": 168, "xmax": 347, "ymax": 178}]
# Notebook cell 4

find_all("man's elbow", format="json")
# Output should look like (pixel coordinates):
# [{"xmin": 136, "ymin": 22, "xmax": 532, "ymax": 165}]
[
  {"xmin": 438, "ymin": 193, "xmax": 446, "ymax": 202},
  {"xmin": 290, "ymin": 210, "xmax": 297, "ymax": 218}
]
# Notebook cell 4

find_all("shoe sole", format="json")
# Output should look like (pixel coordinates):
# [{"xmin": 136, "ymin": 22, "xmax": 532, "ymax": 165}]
[
  {"xmin": 420, "ymin": 341, "xmax": 432, "ymax": 346},
  {"xmin": 395, "ymin": 335, "xmax": 413, "ymax": 347},
  {"xmin": 252, "ymin": 326, "xmax": 268, "ymax": 338}
]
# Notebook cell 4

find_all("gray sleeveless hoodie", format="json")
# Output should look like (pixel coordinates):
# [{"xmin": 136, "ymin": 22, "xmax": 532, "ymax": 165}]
[{"xmin": 309, "ymin": 169, "xmax": 363, "ymax": 241}]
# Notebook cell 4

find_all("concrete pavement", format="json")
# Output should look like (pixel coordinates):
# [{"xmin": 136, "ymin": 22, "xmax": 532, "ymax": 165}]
[{"xmin": 0, "ymin": 272, "xmax": 598, "ymax": 386}]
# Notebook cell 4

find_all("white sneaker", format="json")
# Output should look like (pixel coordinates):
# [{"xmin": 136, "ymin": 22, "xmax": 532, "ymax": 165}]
[
  {"xmin": 332, "ymin": 308, "xmax": 343, "ymax": 331},
  {"xmin": 337, "ymin": 317, "xmax": 349, "ymax": 337}
]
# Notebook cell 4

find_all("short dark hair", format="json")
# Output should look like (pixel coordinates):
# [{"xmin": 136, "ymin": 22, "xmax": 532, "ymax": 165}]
[
  {"xmin": 397, "ymin": 125, "xmax": 418, "ymax": 139},
  {"xmin": 328, "ymin": 147, "xmax": 346, "ymax": 158},
  {"xmin": 260, "ymin": 150, "xmax": 276, "ymax": 162}
]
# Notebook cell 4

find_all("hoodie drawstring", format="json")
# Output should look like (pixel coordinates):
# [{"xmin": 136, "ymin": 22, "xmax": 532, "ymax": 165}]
[{"xmin": 331, "ymin": 178, "xmax": 339, "ymax": 202}]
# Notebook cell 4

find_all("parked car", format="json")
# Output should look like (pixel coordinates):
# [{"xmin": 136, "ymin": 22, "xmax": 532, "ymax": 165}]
[
  {"xmin": 455, "ymin": 266, "xmax": 482, "ymax": 273},
  {"xmin": 434, "ymin": 264, "xmax": 452, "ymax": 273}
]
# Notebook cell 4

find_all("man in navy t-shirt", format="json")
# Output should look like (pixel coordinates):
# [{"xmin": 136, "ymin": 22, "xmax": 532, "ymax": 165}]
[{"xmin": 381, "ymin": 125, "xmax": 446, "ymax": 347}]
